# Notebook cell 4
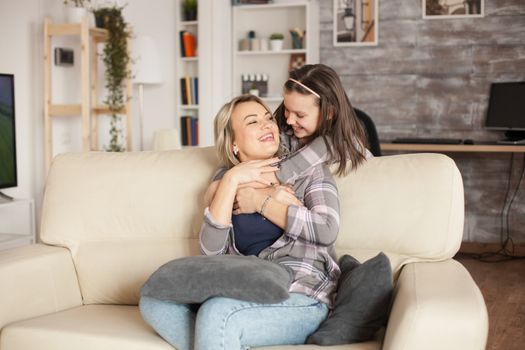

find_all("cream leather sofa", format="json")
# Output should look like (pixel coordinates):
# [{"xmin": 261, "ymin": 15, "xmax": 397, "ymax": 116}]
[{"xmin": 0, "ymin": 148, "xmax": 488, "ymax": 350}]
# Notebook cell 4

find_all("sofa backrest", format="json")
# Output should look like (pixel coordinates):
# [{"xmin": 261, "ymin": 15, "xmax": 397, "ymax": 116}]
[
  {"xmin": 40, "ymin": 148, "xmax": 463, "ymax": 305},
  {"xmin": 334, "ymin": 153, "xmax": 464, "ymax": 271}
]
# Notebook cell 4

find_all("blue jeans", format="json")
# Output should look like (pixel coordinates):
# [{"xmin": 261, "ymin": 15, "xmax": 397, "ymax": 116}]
[{"xmin": 139, "ymin": 293, "xmax": 328, "ymax": 350}]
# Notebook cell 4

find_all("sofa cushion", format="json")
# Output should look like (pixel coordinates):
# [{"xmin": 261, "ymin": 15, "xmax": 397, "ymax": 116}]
[
  {"xmin": 0, "ymin": 305, "xmax": 172, "ymax": 350},
  {"xmin": 141, "ymin": 255, "xmax": 293, "ymax": 304},
  {"xmin": 0, "ymin": 305, "xmax": 382, "ymax": 350},
  {"xmin": 40, "ymin": 148, "xmax": 220, "ymax": 305},
  {"xmin": 306, "ymin": 253, "xmax": 393, "ymax": 345}
]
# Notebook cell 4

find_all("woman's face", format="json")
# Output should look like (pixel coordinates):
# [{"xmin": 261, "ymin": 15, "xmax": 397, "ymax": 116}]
[
  {"xmin": 230, "ymin": 101, "xmax": 280, "ymax": 162},
  {"xmin": 283, "ymin": 90, "xmax": 321, "ymax": 144}
]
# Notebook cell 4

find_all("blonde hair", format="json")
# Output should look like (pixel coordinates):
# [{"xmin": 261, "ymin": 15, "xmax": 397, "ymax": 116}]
[{"xmin": 214, "ymin": 94, "xmax": 274, "ymax": 168}]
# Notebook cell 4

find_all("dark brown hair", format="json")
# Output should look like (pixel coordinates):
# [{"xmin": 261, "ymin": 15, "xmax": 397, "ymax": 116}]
[{"xmin": 274, "ymin": 64, "xmax": 368, "ymax": 175}]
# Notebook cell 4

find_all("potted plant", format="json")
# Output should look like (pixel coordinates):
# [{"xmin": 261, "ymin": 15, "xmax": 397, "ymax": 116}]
[
  {"xmin": 93, "ymin": 5, "xmax": 131, "ymax": 152},
  {"xmin": 182, "ymin": 0, "xmax": 198, "ymax": 21},
  {"xmin": 269, "ymin": 33, "xmax": 284, "ymax": 51},
  {"xmin": 63, "ymin": 0, "xmax": 91, "ymax": 23}
]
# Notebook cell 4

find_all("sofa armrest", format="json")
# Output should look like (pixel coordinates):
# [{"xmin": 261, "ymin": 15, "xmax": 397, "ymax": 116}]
[
  {"xmin": 0, "ymin": 244, "xmax": 82, "ymax": 329},
  {"xmin": 383, "ymin": 260, "xmax": 488, "ymax": 350}
]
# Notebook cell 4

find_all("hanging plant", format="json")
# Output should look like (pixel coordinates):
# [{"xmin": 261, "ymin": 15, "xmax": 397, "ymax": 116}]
[{"xmin": 93, "ymin": 5, "xmax": 131, "ymax": 152}]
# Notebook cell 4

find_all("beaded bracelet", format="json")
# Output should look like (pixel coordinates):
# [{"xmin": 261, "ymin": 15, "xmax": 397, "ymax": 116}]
[{"xmin": 259, "ymin": 195, "xmax": 272, "ymax": 216}]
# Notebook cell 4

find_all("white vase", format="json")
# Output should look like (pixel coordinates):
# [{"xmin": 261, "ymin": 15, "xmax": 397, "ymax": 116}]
[
  {"xmin": 66, "ymin": 7, "xmax": 88, "ymax": 23},
  {"xmin": 270, "ymin": 39, "xmax": 284, "ymax": 51}
]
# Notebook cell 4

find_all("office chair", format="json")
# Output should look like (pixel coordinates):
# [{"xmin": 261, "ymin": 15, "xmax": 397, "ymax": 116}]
[{"xmin": 355, "ymin": 108, "xmax": 382, "ymax": 156}]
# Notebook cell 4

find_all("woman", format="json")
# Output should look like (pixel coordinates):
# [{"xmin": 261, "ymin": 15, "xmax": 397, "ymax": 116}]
[{"xmin": 140, "ymin": 94, "xmax": 340, "ymax": 350}]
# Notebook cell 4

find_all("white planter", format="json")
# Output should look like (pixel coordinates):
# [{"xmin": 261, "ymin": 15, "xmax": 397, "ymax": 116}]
[
  {"xmin": 270, "ymin": 39, "xmax": 284, "ymax": 51},
  {"xmin": 66, "ymin": 7, "xmax": 88, "ymax": 23}
]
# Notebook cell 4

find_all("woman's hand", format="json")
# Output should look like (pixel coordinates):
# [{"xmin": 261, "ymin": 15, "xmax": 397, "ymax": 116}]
[{"xmin": 225, "ymin": 157, "xmax": 280, "ymax": 187}]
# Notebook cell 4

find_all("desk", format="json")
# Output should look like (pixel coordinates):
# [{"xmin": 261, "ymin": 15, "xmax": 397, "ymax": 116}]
[{"xmin": 380, "ymin": 143, "xmax": 525, "ymax": 153}]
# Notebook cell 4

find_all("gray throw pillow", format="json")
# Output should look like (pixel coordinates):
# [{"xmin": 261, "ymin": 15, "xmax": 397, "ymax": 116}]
[
  {"xmin": 306, "ymin": 252, "xmax": 393, "ymax": 345},
  {"xmin": 141, "ymin": 255, "xmax": 294, "ymax": 304}
]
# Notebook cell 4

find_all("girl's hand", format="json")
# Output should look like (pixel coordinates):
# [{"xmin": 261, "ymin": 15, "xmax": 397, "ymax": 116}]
[
  {"xmin": 233, "ymin": 185, "xmax": 301, "ymax": 215},
  {"xmin": 226, "ymin": 158, "xmax": 279, "ymax": 187},
  {"xmin": 271, "ymin": 186, "xmax": 302, "ymax": 207}
]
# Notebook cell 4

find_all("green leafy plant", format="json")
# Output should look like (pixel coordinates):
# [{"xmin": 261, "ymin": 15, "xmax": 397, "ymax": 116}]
[
  {"xmin": 182, "ymin": 0, "xmax": 198, "ymax": 21},
  {"xmin": 93, "ymin": 5, "xmax": 131, "ymax": 152},
  {"xmin": 63, "ymin": 0, "xmax": 90, "ymax": 7},
  {"xmin": 183, "ymin": 0, "xmax": 197, "ymax": 11},
  {"xmin": 269, "ymin": 33, "xmax": 284, "ymax": 40}
]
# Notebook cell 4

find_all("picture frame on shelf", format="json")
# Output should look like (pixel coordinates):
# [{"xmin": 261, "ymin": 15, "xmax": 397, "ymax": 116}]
[
  {"xmin": 333, "ymin": 0, "xmax": 378, "ymax": 47},
  {"xmin": 289, "ymin": 53, "xmax": 306, "ymax": 72},
  {"xmin": 423, "ymin": 0, "xmax": 484, "ymax": 19}
]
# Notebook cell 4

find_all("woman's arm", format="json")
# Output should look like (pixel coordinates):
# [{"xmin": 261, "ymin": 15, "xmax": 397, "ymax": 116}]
[
  {"xmin": 200, "ymin": 158, "xmax": 279, "ymax": 254},
  {"xmin": 208, "ymin": 158, "xmax": 279, "ymax": 225}
]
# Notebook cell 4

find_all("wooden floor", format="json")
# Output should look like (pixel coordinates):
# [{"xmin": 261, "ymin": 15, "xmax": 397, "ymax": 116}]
[{"xmin": 456, "ymin": 255, "xmax": 525, "ymax": 350}]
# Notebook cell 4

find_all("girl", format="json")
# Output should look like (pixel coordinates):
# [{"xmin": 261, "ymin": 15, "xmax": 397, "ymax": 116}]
[
  {"xmin": 275, "ymin": 63, "xmax": 371, "ymax": 180},
  {"xmin": 140, "ymin": 94, "xmax": 340, "ymax": 350}
]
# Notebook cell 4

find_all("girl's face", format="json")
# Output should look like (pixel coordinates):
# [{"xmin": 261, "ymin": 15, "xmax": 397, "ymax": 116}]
[
  {"xmin": 230, "ymin": 101, "xmax": 280, "ymax": 162},
  {"xmin": 283, "ymin": 90, "xmax": 321, "ymax": 144}
]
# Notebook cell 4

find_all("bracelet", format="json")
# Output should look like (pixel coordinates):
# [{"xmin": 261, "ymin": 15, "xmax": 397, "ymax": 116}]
[{"xmin": 259, "ymin": 195, "xmax": 272, "ymax": 216}]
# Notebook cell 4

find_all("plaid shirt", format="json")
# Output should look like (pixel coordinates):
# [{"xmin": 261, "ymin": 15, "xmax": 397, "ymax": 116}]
[
  {"xmin": 277, "ymin": 130, "xmax": 373, "ymax": 185},
  {"xmin": 200, "ymin": 135, "xmax": 343, "ymax": 307}
]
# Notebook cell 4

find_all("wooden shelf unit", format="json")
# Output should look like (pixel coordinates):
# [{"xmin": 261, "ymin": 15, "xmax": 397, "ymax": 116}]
[{"xmin": 43, "ymin": 17, "xmax": 133, "ymax": 171}]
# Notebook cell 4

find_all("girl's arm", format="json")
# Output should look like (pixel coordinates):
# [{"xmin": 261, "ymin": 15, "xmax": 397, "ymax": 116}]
[
  {"xmin": 233, "ymin": 185, "xmax": 301, "ymax": 230},
  {"xmin": 283, "ymin": 165, "xmax": 340, "ymax": 246},
  {"xmin": 276, "ymin": 136, "xmax": 329, "ymax": 185},
  {"xmin": 233, "ymin": 165, "xmax": 339, "ymax": 246}
]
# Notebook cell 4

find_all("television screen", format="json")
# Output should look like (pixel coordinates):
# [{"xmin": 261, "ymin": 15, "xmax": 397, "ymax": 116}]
[
  {"xmin": 0, "ymin": 74, "xmax": 17, "ymax": 189},
  {"xmin": 485, "ymin": 82, "xmax": 525, "ymax": 130}
]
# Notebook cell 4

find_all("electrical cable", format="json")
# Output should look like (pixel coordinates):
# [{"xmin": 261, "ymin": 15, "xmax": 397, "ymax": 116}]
[{"xmin": 469, "ymin": 153, "xmax": 525, "ymax": 262}]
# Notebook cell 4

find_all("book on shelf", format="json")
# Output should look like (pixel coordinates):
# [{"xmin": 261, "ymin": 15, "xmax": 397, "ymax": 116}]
[
  {"xmin": 179, "ymin": 30, "xmax": 197, "ymax": 58},
  {"xmin": 180, "ymin": 76, "xmax": 199, "ymax": 105},
  {"xmin": 179, "ymin": 31, "xmax": 186, "ymax": 58},
  {"xmin": 180, "ymin": 116, "xmax": 199, "ymax": 146},
  {"xmin": 184, "ymin": 77, "xmax": 192, "ymax": 105},
  {"xmin": 194, "ymin": 77, "xmax": 199, "ymax": 105}
]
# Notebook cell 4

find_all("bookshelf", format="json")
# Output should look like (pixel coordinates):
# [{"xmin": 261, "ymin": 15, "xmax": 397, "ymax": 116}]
[
  {"xmin": 232, "ymin": 1, "xmax": 319, "ymax": 112},
  {"xmin": 176, "ymin": 1, "xmax": 200, "ymax": 147}
]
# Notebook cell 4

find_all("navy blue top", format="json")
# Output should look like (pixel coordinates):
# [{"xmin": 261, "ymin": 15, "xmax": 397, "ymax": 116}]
[{"xmin": 232, "ymin": 213, "xmax": 283, "ymax": 256}]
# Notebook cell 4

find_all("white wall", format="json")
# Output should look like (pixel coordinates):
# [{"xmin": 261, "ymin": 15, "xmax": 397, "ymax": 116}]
[{"xmin": 124, "ymin": 0, "xmax": 177, "ymax": 151}]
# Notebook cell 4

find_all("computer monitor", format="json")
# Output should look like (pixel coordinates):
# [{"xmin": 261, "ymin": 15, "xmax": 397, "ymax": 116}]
[{"xmin": 485, "ymin": 81, "xmax": 525, "ymax": 144}]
